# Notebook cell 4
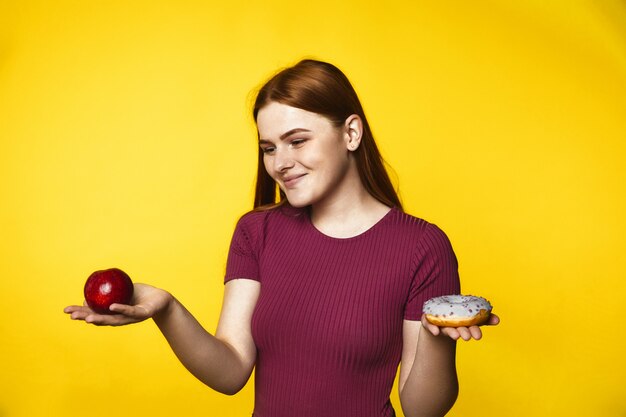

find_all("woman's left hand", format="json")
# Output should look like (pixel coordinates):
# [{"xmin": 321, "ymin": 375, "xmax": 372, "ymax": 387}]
[{"xmin": 420, "ymin": 313, "xmax": 500, "ymax": 341}]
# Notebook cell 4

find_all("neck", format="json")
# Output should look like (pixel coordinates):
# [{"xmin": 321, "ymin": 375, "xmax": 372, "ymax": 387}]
[{"xmin": 310, "ymin": 186, "xmax": 391, "ymax": 239}]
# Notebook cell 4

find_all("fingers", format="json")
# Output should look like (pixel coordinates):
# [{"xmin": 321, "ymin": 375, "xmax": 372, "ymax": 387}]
[
  {"xmin": 64, "ymin": 305, "xmax": 91, "ymax": 321},
  {"xmin": 63, "ymin": 303, "xmax": 145, "ymax": 326},
  {"xmin": 109, "ymin": 303, "xmax": 151, "ymax": 320},
  {"xmin": 440, "ymin": 326, "xmax": 481, "ymax": 341},
  {"xmin": 441, "ymin": 327, "xmax": 463, "ymax": 341},
  {"xmin": 487, "ymin": 313, "xmax": 500, "ymax": 326},
  {"xmin": 450, "ymin": 314, "xmax": 499, "ymax": 340},
  {"xmin": 419, "ymin": 314, "xmax": 495, "ymax": 341},
  {"xmin": 422, "ymin": 320, "xmax": 474, "ymax": 341},
  {"xmin": 109, "ymin": 303, "xmax": 135, "ymax": 315},
  {"xmin": 469, "ymin": 326, "xmax": 483, "ymax": 340},
  {"xmin": 64, "ymin": 303, "xmax": 107, "ymax": 322},
  {"xmin": 421, "ymin": 315, "xmax": 485, "ymax": 341},
  {"xmin": 64, "ymin": 305, "xmax": 112, "ymax": 325},
  {"xmin": 420, "ymin": 315, "xmax": 441, "ymax": 336}
]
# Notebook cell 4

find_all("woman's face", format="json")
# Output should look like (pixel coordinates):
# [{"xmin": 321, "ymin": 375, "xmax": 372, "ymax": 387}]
[{"xmin": 257, "ymin": 102, "xmax": 356, "ymax": 208}]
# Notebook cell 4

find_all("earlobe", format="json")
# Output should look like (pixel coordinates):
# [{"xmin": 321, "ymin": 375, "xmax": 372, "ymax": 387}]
[{"xmin": 345, "ymin": 114, "xmax": 363, "ymax": 151}]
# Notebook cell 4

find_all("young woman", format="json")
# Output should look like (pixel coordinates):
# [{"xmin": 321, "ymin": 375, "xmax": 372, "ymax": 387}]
[{"xmin": 65, "ymin": 59, "xmax": 499, "ymax": 417}]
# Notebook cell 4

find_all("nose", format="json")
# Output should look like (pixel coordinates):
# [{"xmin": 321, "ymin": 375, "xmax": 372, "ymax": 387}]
[{"xmin": 273, "ymin": 148, "xmax": 295, "ymax": 172}]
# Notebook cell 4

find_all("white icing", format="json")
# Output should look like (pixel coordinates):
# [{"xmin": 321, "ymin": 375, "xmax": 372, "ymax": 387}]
[{"xmin": 423, "ymin": 295, "xmax": 492, "ymax": 318}]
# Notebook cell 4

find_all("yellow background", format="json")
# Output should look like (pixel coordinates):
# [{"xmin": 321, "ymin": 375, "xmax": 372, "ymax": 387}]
[{"xmin": 1, "ymin": 1, "xmax": 625, "ymax": 416}]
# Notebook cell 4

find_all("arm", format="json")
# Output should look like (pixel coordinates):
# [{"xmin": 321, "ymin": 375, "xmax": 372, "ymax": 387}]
[
  {"xmin": 398, "ymin": 314, "xmax": 501, "ymax": 417},
  {"xmin": 64, "ymin": 279, "xmax": 260, "ymax": 395},
  {"xmin": 151, "ymin": 278, "xmax": 259, "ymax": 394},
  {"xmin": 398, "ymin": 319, "xmax": 458, "ymax": 417}
]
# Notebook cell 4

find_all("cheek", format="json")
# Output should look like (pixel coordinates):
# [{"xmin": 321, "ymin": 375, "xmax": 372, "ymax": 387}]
[
  {"xmin": 303, "ymin": 143, "xmax": 341, "ymax": 169},
  {"xmin": 319, "ymin": 149, "xmax": 350, "ymax": 175},
  {"xmin": 262, "ymin": 155, "xmax": 275, "ymax": 177}
]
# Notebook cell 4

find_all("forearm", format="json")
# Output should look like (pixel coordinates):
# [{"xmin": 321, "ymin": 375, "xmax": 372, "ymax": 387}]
[
  {"xmin": 153, "ymin": 295, "xmax": 251, "ymax": 395},
  {"xmin": 400, "ymin": 328, "xmax": 459, "ymax": 417}
]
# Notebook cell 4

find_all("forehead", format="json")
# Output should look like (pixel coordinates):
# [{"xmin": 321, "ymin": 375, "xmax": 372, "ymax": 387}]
[{"xmin": 256, "ymin": 102, "xmax": 332, "ymax": 139}]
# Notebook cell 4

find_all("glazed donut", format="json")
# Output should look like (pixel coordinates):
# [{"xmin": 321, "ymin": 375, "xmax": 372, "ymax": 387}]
[{"xmin": 423, "ymin": 295, "xmax": 492, "ymax": 327}]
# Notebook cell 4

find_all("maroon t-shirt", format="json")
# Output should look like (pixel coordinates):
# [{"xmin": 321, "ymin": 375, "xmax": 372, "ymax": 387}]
[{"xmin": 225, "ymin": 205, "xmax": 460, "ymax": 417}]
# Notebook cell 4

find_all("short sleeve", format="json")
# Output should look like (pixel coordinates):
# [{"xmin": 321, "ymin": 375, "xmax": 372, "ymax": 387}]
[
  {"xmin": 404, "ymin": 223, "xmax": 461, "ymax": 320},
  {"xmin": 224, "ymin": 211, "xmax": 264, "ymax": 283}
]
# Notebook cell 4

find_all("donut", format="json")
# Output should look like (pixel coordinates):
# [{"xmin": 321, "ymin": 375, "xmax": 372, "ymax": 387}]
[{"xmin": 423, "ymin": 295, "xmax": 492, "ymax": 327}]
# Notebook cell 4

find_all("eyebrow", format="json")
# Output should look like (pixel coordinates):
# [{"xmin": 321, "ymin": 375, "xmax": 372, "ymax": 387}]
[{"xmin": 259, "ymin": 128, "xmax": 311, "ymax": 143}]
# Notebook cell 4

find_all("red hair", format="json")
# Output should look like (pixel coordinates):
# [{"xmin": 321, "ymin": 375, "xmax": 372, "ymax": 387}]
[{"xmin": 252, "ymin": 59, "xmax": 402, "ymax": 210}]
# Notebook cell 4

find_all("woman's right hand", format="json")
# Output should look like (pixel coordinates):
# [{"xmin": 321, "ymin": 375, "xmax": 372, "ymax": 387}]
[{"xmin": 64, "ymin": 283, "xmax": 172, "ymax": 326}]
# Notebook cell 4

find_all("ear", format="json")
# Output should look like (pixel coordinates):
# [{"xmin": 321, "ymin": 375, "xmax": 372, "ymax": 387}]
[{"xmin": 344, "ymin": 114, "xmax": 363, "ymax": 151}]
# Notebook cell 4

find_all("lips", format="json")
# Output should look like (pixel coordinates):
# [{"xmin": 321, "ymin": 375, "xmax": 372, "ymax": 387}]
[{"xmin": 282, "ymin": 173, "xmax": 307, "ymax": 189}]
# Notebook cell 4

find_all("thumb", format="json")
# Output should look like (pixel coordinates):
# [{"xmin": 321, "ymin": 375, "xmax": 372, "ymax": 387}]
[{"xmin": 109, "ymin": 303, "xmax": 145, "ymax": 317}]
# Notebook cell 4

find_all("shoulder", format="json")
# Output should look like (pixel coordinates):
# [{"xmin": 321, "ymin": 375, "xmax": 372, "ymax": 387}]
[
  {"xmin": 235, "ymin": 207, "xmax": 272, "ymax": 228},
  {"xmin": 231, "ymin": 209, "xmax": 272, "ymax": 246},
  {"xmin": 386, "ymin": 208, "xmax": 451, "ymax": 242},
  {"xmin": 384, "ymin": 209, "xmax": 457, "ymax": 265},
  {"xmin": 236, "ymin": 203, "xmax": 302, "ymax": 223},
  {"xmin": 233, "ymin": 204, "xmax": 306, "ymax": 236}
]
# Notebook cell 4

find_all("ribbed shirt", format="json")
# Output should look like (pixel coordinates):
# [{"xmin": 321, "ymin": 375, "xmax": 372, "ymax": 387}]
[{"xmin": 225, "ymin": 205, "xmax": 460, "ymax": 417}]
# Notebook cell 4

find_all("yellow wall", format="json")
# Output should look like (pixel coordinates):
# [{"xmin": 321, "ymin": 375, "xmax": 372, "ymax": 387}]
[{"xmin": 1, "ymin": 1, "xmax": 625, "ymax": 416}]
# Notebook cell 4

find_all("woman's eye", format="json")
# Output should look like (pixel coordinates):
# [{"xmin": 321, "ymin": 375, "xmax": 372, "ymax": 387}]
[
  {"xmin": 261, "ymin": 146, "xmax": 275, "ymax": 154},
  {"xmin": 291, "ymin": 138, "xmax": 306, "ymax": 147}
]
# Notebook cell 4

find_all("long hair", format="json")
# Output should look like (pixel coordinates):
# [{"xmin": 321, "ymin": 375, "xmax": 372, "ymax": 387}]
[{"xmin": 252, "ymin": 59, "xmax": 402, "ymax": 210}]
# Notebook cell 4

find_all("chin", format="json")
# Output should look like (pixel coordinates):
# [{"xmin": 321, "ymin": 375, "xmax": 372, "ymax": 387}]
[
  {"xmin": 285, "ymin": 198, "xmax": 310, "ymax": 208},
  {"xmin": 284, "ymin": 193, "xmax": 315, "ymax": 208}
]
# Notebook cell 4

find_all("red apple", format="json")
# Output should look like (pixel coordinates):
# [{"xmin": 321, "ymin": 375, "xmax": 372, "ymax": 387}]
[{"xmin": 84, "ymin": 268, "xmax": 134, "ymax": 314}]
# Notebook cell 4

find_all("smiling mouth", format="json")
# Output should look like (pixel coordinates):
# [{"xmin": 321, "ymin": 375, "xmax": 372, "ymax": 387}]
[{"xmin": 283, "ymin": 174, "xmax": 306, "ymax": 188}]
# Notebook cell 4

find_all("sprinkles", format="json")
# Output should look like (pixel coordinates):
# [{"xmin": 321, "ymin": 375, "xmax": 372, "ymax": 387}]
[{"xmin": 423, "ymin": 295, "xmax": 493, "ymax": 327}]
